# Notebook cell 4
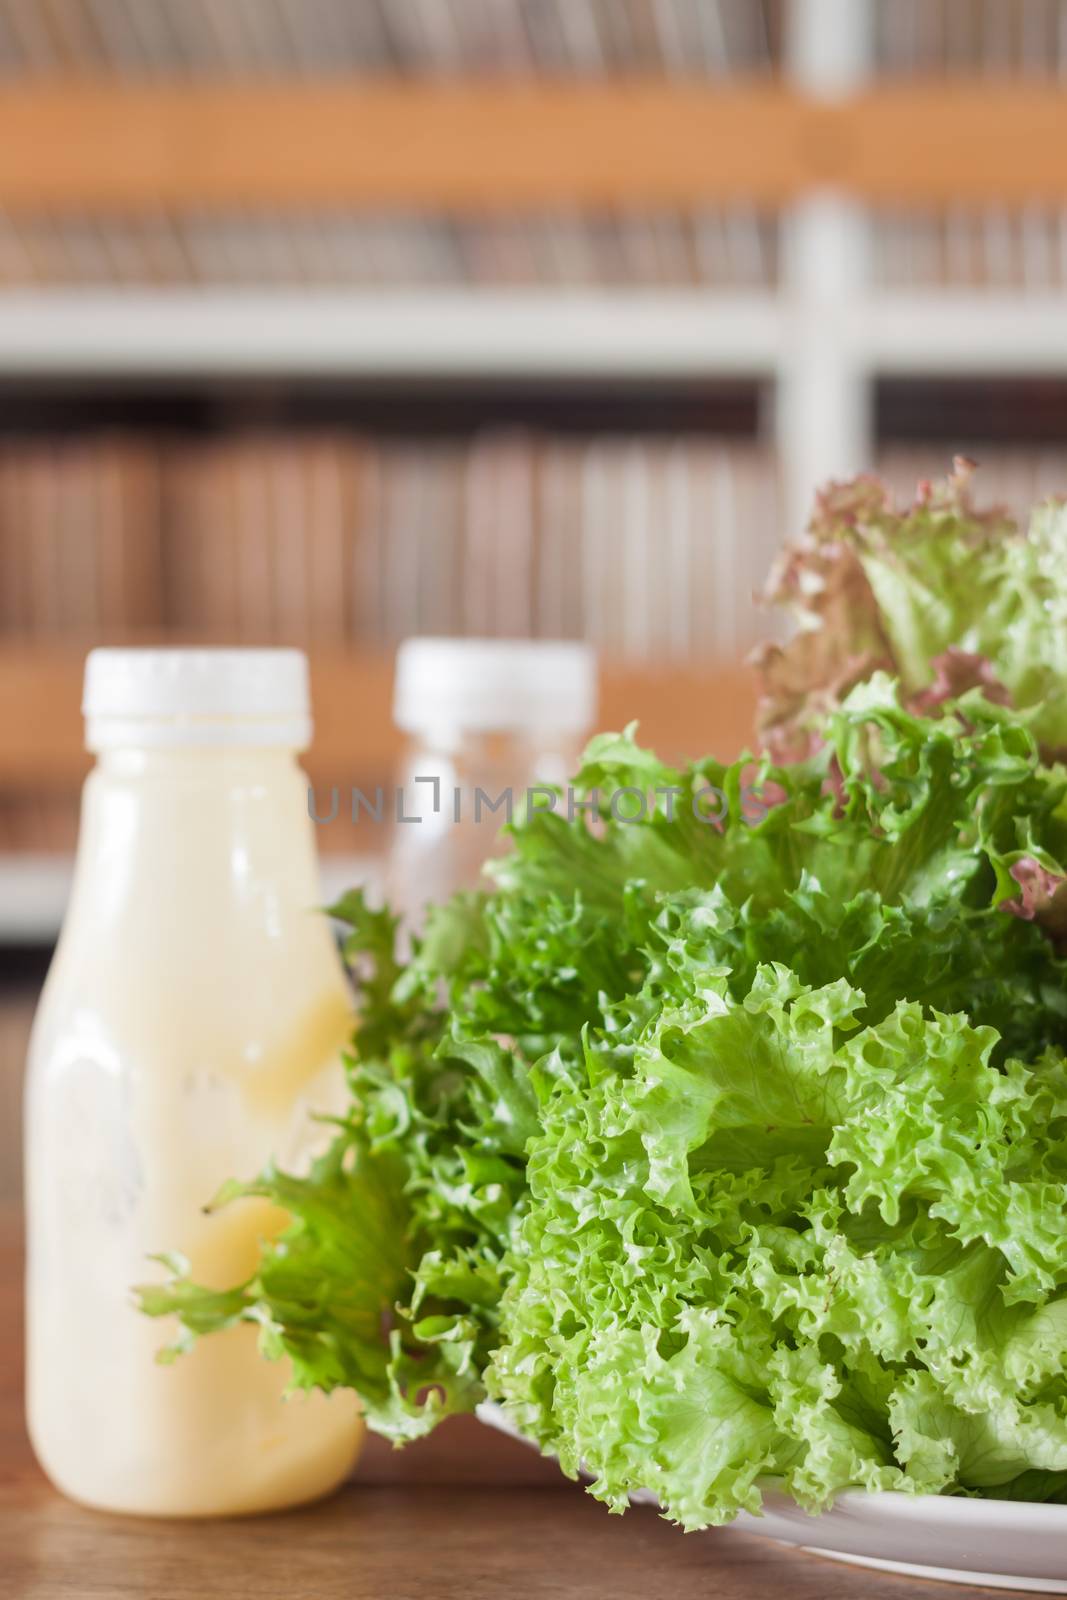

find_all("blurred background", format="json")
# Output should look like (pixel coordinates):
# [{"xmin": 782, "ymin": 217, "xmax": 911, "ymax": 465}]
[{"xmin": 3, "ymin": 0, "xmax": 1067, "ymax": 1197}]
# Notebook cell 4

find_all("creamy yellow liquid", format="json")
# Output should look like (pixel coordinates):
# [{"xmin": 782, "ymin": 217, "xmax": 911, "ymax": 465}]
[{"xmin": 25, "ymin": 743, "xmax": 364, "ymax": 1515}]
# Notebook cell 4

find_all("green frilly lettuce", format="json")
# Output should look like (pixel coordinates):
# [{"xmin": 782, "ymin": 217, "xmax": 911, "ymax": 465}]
[
  {"xmin": 139, "ymin": 467, "xmax": 1067, "ymax": 1526},
  {"xmin": 491, "ymin": 961, "xmax": 1067, "ymax": 1525}
]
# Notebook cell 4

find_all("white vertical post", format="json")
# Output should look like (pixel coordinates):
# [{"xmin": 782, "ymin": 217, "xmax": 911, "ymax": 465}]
[
  {"xmin": 779, "ymin": 0, "xmax": 875, "ymax": 535},
  {"xmin": 785, "ymin": 0, "xmax": 873, "ymax": 94}
]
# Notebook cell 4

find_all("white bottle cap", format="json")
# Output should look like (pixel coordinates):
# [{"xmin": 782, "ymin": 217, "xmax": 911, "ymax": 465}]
[
  {"xmin": 83, "ymin": 648, "xmax": 312, "ymax": 751},
  {"xmin": 393, "ymin": 638, "xmax": 597, "ymax": 736}
]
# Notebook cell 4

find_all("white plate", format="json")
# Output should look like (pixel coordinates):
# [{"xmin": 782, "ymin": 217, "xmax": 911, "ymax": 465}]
[
  {"xmin": 477, "ymin": 1402, "xmax": 1067, "ymax": 1592},
  {"xmin": 731, "ymin": 1486, "xmax": 1067, "ymax": 1592}
]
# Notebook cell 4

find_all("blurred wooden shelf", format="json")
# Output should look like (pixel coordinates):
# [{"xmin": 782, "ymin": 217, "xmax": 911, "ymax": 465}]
[
  {"xmin": 0, "ymin": 644, "xmax": 760, "ymax": 789},
  {"xmin": 0, "ymin": 78, "xmax": 1065, "ymax": 210}
]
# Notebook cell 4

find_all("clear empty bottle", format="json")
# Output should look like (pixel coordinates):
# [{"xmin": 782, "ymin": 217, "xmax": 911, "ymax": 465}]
[{"xmin": 387, "ymin": 638, "xmax": 597, "ymax": 926}]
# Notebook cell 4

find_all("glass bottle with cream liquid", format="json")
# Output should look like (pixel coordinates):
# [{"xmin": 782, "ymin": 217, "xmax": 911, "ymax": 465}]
[{"xmin": 25, "ymin": 649, "xmax": 363, "ymax": 1516}]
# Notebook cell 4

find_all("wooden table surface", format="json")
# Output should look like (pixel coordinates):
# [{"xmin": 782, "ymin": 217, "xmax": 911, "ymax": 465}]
[{"xmin": 0, "ymin": 1211, "xmax": 1032, "ymax": 1600}]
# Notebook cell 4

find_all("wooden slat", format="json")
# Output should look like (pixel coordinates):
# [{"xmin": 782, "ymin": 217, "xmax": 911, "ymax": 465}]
[
  {"xmin": 0, "ymin": 647, "xmax": 757, "ymax": 789},
  {"xmin": 598, "ymin": 660, "xmax": 758, "ymax": 764},
  {"xmin": 0, "ymin": 648, "xmax": 89, "ymax": 787},
  {"xmin": 0, "ymin": 79, "xmax": 1065, "ymax": 210},
  {"xmin": 847, "ymin": 82, "xmax": 1067, "ymax": 204},
  {"xmin": 0, "ymin": 80, "xmax": 810, "ymax": 209}
]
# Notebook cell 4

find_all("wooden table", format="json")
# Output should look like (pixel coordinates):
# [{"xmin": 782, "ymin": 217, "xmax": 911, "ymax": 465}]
[{"xmin": 0, "ymin": 1212, "xmax": 1029, "ymax": 1600}]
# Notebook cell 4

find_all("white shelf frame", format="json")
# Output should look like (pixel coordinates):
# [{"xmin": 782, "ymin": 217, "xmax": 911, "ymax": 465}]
[
  {"xmin": 0, "ymin": 855, "xmax": 74, "ymax": 944},
  {"xmin": 4, "ymin": 287, "xmax": 1060, "ymax": 375},
  {"xmin": 0, "ymin": 289, "xmax": 1059, "ymax": 375},
  {"xmin": 0, "ymin": 290, "xmax": 785, "ymax": 378},
  {"xmin": 779, "ymin": 0, "xmax": 875, "ymax": 530},
  {"xmin": 851, "ymin": 295, "xmax": 1067, "ymax": 373}
]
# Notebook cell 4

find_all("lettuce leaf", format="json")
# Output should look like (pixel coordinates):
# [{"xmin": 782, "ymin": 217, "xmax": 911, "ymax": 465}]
[
  {"xmin": 488, "ymin": 967, "xmax": 1067, "ymax": 1526},
  {"xmin": 756, "ymin": 459, "xmax": 1067, "ymax": 761}
]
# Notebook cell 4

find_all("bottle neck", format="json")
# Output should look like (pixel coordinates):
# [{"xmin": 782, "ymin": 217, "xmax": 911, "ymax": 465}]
[
  {"xmin": 92, "ymin": 743, "xmax": 303, "ymax": 781},
  {"xmin": 68, "ymin": 743, "xmax": 322, "ymax": 934},
  {"xmin": 400, "ymin": 725, "xmax": 584, "ymax": 784}
]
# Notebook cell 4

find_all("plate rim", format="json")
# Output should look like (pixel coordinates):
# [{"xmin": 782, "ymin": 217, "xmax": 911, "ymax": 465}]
[{"xmin": 477, "ymin": 1399, "xmax": 1067, "ymax": 1530}]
